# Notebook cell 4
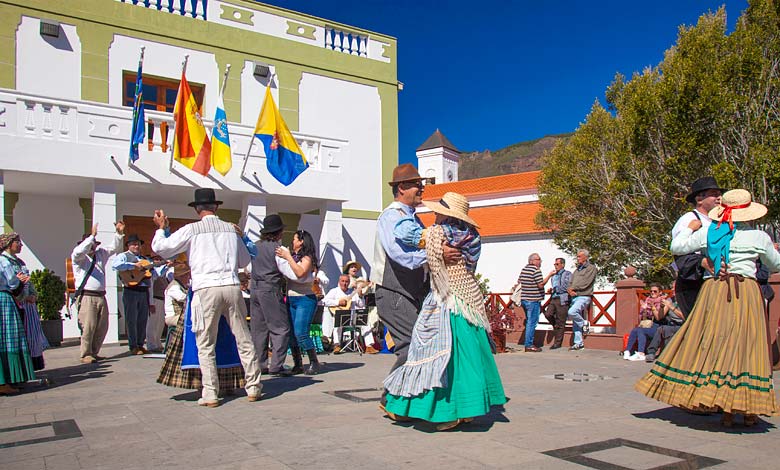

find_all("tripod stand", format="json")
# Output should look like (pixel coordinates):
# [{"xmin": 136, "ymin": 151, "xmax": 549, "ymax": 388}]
[{"xmin": 334, "ymin": 308, "xmax": 369, "ymax": 355}]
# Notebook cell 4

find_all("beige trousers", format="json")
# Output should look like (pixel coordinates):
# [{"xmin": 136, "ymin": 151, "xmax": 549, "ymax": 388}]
[
  {"xmin": 194, "ymin": 285, "xmax": 262, "ymax": 401},
  {"xmin": 145, "ymin": 298, "xmax": 166, "ymax": 351},
  {"xmin": 78, "ymin": 295, "xmax": 109, "ymax": 359}
]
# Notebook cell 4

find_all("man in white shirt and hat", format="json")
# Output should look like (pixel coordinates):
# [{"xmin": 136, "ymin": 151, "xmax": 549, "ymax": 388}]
[{"xmin": 151, "ymin": 188, "xmax": 262, "ymax": 407}]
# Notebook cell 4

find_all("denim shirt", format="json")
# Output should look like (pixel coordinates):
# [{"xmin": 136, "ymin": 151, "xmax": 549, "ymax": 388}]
[{"xmin": 551, "ymin": 269, "xmax": 572, "ymax": 304}]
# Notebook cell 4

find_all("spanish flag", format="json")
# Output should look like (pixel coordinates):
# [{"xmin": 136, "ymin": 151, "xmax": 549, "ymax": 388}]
[
  {"xmin": 210, "ymin": 95, "xmax": 231, "ymax": 176},
  {"xmin": 253, "ymin": 86, "xmax": 308, "ymax": 186},
  {"xmin": 173, "ymin": 71, "xmax": 211, "ymax": 176}
]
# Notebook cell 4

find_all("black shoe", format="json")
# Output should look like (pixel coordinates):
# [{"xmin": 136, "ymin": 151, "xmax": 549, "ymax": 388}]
[
  {"xmin": 569, "ymin": 343, "xmax": 585, "ymax": 351},
  {"xmin": 549, "ymin": 344, "xmax": 562, "ymax": 350},
  {"xmin": 645, "ymin": 353, "xmax": 655, "ymax": 363},
  {"xmin": 261, "ymin": 368, "xmax": 270, "ymax": 375},
  {"xmin": 524, "ymin": 346, "xmax": 542, "ymax": 352},
  {"xmin": 269, "ymin": 368, "xmax": 293, "ymax": 377}
]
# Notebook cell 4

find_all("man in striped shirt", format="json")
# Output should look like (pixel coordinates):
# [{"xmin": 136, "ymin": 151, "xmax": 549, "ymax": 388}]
[{"xmin": 516, "ymin": 253, "xmax": 553, "ymax": 352}]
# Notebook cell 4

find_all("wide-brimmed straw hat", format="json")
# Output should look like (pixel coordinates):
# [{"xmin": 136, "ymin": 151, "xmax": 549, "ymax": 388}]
[
  {"xmin": 343, "ymin": 260, "xmax": 362, "ymax": 274},
  {"xmin": 708, "ymin": 189, "xmax": 767, "ymax": 226},
  {"xmin": 422, "ymin": 192, "xmax": 479, "ymax": 228}
]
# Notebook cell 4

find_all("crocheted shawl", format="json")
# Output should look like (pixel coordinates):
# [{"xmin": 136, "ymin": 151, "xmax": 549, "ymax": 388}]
[{"xmin": 426, "ymin": 222, "xmax": 490, "ymax": 331}]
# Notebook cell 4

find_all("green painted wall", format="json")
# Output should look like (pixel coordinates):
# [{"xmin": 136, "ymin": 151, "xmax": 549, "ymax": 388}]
[
  {"xmin": 3, "ymin": 192, "xmax": 18, "ymax": 233},
  {"xmin": 78, "ymin": 197, "xmax": 92, "ymax": 235}
]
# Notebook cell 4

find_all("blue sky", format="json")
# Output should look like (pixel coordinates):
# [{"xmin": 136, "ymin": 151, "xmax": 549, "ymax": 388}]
[{"xmin": 259, "ymin": 0, "xmax": 749, "ymax": 166}]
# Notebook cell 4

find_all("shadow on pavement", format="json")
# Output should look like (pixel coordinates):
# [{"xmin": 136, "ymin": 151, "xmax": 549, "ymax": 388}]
[
  {"xmin": 387, "ymin": 405, "xmax": 509, "ymax": 433},
  {"xmin": 25, "ymin": 362, "xmax": 113, "ymax": 391},
  {"xmin": 633, "ymin": 407, "xmax": 776, "ymax": 434}
]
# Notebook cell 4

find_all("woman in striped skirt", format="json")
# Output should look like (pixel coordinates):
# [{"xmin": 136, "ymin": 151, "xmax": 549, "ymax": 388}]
[
  {"xmin": 2, "ymin": 233, "xmax": 48, "ymax": 370},
  {"xmin": 0, "ymin": 233, "xmax": 36, "ymax": 394},
  {"xmin": 636, "ymin": 189, "xmax": 780, "ymax": 426},
  {"xmin": 157, "ymin": 264, "xmax": 244, "ymax": 392}
]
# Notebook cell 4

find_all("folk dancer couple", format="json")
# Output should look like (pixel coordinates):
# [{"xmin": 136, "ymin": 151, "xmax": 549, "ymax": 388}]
[{"xmin": 374, "ymin": 164, "xmax": 506, "ymax": 431}]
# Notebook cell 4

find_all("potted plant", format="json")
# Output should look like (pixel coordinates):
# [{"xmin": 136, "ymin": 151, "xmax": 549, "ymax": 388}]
[{"xmin": 30, "ymin": 269, "xmax": 66, "ymax": 346}]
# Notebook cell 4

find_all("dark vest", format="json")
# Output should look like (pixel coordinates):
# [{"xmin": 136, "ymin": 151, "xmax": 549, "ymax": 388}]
[
  {"xmin": 380, "ymin": 256, "xmax": 429, "ymax": 309},
  {"xmin": 251, "ymin": 239, "xmax": 283, "ymax": 291}
]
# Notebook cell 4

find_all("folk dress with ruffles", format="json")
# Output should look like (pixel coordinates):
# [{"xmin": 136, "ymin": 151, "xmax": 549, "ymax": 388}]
[
  {"xmin": 383, "ymin": 220, "xmax": 506, "ymax": 422},
  {"xmin": 0, "ymin": 256, "xmax": 35, "ymax": 385},
  {"xmin": 636, "ymin": 223, "xmax": 780, "ymax": 415},
  {"xmin": 2, "ymin": 253, "xmax": 48, "ymax": 370}
]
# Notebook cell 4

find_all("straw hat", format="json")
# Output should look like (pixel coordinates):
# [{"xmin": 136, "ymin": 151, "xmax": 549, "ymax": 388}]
[
  {"xmin": 708, "ymin": 189, "xmax": 767, "ymax": 226},
  {"xmin": 342, "ymin": 260, "xmax": 362, "ymax": 274},
  {"xmin": 422, "ymin": 192, "xmax": 479, "ymax": 228}
]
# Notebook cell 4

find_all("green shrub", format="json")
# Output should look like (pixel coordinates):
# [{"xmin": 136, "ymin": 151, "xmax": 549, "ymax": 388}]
[{"xmin": 30, "ymin": 269, "xmax": 66, "ymax": 321}]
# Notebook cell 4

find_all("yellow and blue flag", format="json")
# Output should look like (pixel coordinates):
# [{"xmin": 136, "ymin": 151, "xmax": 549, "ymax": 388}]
[
  {"xmin": 210, "ymin": 95, "xmax": 231, "ymax": 176},
  {"xmin": 129, "ymin": 57, "xmax": 145, "ymax": 163},
  {"xmin": 253, "ymin": 86, "xmax": 308, "ymax": 186}
]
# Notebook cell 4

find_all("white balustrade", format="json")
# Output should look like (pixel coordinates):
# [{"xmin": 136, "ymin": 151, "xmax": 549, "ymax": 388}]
[
  {"xmin": 324, "ymin": 27, "xmax": 369, "ymax": 57},
  {"xmin": 115, "ymin": 0, "xmax": 206, "ymax": 20},
  {"xmin": 2, "ymin": 90, "xmax": 346, "ymax": 177}
]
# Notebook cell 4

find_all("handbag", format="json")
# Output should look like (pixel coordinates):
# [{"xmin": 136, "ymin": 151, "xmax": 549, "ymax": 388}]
[
  {"xmin": 510, "ymin": 284, "xmax": 523, "ymax": 305},
  {"xmin": 638, "ymin": 319, "xmax": 654, "ymax": 328}
]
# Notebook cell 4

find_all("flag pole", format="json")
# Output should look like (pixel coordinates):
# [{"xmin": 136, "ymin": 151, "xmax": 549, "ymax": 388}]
[
  {"xmin": 170, "ymin": 54, "xmax": 189, "ymax": 173},
  {"xmin": 219, "ymin": 63, "xmax": 231, "ymax": 98},
  {"xmin": 128, "ymin": 46, "xmax": 145, "ymax": 167},
  {"xmin": 241, "ymin": 73, "xmax": 275, "ymax": 178}
]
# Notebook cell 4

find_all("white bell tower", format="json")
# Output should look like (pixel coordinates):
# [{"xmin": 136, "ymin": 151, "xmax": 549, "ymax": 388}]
[{"xmin": 416, "ymin": 129, "xmax": 460, "ymax": 184}]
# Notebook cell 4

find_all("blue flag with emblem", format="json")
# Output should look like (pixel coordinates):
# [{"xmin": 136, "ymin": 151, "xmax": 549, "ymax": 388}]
[{"xmin": 129, "ymin": 49, "xmax": 145, "ymax": 164}]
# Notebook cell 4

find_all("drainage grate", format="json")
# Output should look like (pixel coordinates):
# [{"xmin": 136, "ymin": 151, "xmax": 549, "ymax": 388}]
[
  {"xmin": 324, "ymin": 387, "xmax": 383, "ymax": 403},
  {"xmin": 543, "ymin": 372, "xmax": 616, "ymax": 382},
  {"xmin": 543, "ymin": 438, "xmax": 725, "ymax": 470}
]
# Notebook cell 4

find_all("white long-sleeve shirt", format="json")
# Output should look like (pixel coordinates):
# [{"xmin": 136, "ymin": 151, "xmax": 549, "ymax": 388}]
[
  {"xmin": 164, "ymin": 280, "xmax": 188, "ymax": 322},
  {"xmin": 151, "ymin": 215, "xmax": 250, "ymax": 291},
  {"xmin": 70, "ymin": 233, "xmax": 124, "ymax": 292},
  {"xmin": 322, "ymin": 286, "xmax": 365, "ymax": 311}
]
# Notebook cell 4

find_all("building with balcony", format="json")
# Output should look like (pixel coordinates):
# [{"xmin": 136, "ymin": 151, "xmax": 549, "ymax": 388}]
[{"xmin": 0, "ymin": 0, "xmax": 399, "ymax": 341}]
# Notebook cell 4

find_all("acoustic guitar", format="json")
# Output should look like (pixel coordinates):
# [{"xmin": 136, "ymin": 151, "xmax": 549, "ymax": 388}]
[{"xmin": 119, "ymin": 259, "xmax": 155, "ymax": 287}]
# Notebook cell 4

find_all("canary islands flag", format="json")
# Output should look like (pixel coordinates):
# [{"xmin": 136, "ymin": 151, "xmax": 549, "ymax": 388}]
[
  {"xmin": 173, "ymin": 70, "xmax": 211, "ymax": 176},
  {"xmin": 210, "ymin": 95, "xmax": 231, "ymax": 176},
  {"xmin": 253, "ymin": 86, "xmax": 308, "ymax": 186}
]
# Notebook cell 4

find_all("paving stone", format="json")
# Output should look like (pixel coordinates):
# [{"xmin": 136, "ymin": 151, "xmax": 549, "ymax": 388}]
[{"xmin": 0, "ymin": 343, "xmax": 778, "ymax": 469}]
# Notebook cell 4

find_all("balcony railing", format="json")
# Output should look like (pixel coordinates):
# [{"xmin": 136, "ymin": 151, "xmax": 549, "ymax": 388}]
[
  {"xmin": 485, "ymin": 291, "xmax": 618, "ymax": 333},
  {"xmin": 0, "ymin": 89, "xmax": 350, "ymax": 193},
  {"xmin": 116, "ymin": 0, "xmax": 207, "ymax": 20}
]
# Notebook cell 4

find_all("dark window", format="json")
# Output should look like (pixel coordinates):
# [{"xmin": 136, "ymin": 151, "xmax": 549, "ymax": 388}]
[{"xmin": 123, "ymin": 72, "xmax": 204, "ymax": 113}]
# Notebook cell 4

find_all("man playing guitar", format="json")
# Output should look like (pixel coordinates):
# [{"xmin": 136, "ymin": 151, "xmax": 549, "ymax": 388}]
[{"xmin": 322, "ymin": 274, "xmax": 378, "ymax": 354}]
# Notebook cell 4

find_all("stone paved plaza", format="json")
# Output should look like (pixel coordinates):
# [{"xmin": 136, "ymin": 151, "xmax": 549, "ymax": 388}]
[{"xmin": 1, "ymin": 343, "xmax": 778, "ymax": 470}]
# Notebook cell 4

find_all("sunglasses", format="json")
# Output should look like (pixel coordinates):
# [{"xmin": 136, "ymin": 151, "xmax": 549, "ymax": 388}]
[{"xmin": 650, "ymin": 290, "xmax": 660, "ymax": 293}]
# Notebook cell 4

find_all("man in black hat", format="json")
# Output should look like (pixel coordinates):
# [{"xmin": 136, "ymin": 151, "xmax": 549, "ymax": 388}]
[
  {"xmin": 671, "ymin": 176, "xmax": 724, "ymax": 315},
  {"xmin": 248, "ymin": 214, "xmax": 297, "ymax": 376},
  {"xmin": 151, "ymin": 188, "xmax": 262, "ymax": 407},
  {"xmin": 112, "ymin": 233, "xmax": 155, "ymax": 355}
]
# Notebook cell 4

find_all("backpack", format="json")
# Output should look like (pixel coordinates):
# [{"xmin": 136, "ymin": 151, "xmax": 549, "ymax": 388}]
[{"xmin": 673, "ymin": 211, "xmax": 705, "ymax": 282}]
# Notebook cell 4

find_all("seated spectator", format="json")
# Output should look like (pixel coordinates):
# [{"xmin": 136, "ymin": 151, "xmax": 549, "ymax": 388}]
[
  {"xmin": 644, "ymin": 289, "xmax": 685, "ymax": 362},
  {"xmin": 623, "ymin": 283, "xmax": 664, "ymax": 361},
  {"xmin": 322, "ymin": 274, "xmax": 378, "ymax": 354}
]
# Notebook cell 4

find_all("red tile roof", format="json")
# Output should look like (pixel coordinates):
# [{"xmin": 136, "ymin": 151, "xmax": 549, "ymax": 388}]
[
  {"xmin": 418, "ymin": 202, "xmax": 545, "ymax": 237},
  {"xmin": 422, "ymin": 171, "xmax": 540, "ymax": 199}
]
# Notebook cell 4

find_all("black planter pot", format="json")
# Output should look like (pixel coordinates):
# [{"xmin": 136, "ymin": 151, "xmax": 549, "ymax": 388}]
[{"xmin": 40, "ymin": 319, "xmax": 63, "ymax": 347}]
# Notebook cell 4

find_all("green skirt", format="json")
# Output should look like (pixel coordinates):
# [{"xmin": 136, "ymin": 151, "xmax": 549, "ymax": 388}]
[{"xmin": 385, "ymin": 312, "xmax": 507, "ymax": 423}]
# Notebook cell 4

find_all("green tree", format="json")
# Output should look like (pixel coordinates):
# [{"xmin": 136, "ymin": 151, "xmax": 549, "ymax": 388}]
[{"xmin": 538, "ymin": 1, "xmax": 780, "ymax": 282}]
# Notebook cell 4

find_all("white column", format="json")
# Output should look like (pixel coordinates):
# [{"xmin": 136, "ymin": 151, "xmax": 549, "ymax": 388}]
[
  {"xmin": 92, "ymin": 181, "xmax": 121, "ymax": 344},
  {"xmin": 242, "ymin": 194, "xmax": 268, "ymax": 242},
  {"xmin": 319, "ymin": 201, "xmax": 344, "ymax": 281}
]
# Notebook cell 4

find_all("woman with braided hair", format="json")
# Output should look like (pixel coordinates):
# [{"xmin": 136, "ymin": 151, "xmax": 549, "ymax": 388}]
[
  {"xmin": 636, "ymin": 189, "xmax": 780, "ymax": 427},
  {"xmin": 382, "ymin": 192, "xmax": 506, "ymax": 431}
]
